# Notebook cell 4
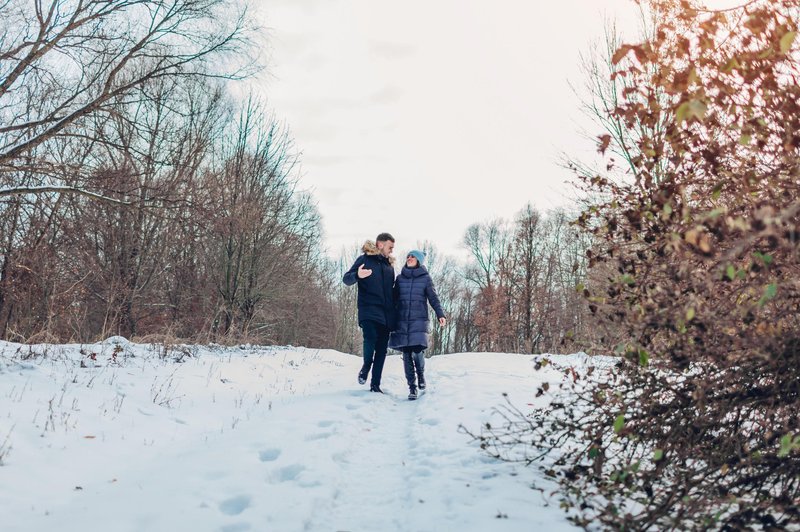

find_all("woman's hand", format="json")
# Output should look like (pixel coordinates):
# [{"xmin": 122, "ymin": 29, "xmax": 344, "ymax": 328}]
[{"xmin": 438, "ymin": 317, "xmax": 447, "ymax": 327}]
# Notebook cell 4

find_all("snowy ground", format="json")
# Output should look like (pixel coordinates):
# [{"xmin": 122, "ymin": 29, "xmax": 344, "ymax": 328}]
[{"xmin": 0, "ymin": 339, "xmax": 610, "ymax": 532}]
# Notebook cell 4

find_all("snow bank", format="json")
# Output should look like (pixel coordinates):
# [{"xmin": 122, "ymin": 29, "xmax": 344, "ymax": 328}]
[
  {"xmin": 0, "ymin": 341, "xmax": 583, "ymax": 531},
  {"xmin": 534, "ymin": 351, "xmax": 620, "ymax": 369}
]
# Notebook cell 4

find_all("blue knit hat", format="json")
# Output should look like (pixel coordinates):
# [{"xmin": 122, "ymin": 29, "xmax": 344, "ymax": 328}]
[{"xmin": 407, "ymin": 250, "xmax": 426, "ymax": 266}]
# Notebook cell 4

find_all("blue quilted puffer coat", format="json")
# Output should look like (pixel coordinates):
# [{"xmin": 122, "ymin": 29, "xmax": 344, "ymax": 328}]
[{"xmin": 389, "ymin": 265, "xmax": 446, "ymax": 350}]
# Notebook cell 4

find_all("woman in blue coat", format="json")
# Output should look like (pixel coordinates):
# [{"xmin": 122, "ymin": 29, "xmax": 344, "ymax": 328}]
[{"xmin": 389, "ymin": 250, "xmax": 446, "ymax": 400}]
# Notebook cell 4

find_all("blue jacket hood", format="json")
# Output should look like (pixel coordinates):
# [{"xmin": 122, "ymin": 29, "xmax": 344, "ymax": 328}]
[{"xmin": 400, "ymin": 265, "xmax": 429, "ymax": 279}]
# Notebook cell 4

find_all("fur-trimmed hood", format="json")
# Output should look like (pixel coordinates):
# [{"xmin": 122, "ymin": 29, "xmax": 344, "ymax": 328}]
[{"xmin": 362, "ymin": 240, "xmax": 395, "ymax": 265}]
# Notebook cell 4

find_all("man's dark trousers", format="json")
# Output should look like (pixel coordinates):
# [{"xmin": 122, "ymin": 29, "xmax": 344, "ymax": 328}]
[{"xmin": 360, "ymin": 320, "xmax": 390, "ymax": 387}]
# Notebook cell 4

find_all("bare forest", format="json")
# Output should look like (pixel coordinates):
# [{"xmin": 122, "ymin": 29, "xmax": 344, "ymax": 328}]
[
  {"xmin": 0, "ymin": 0, "xmax": 334, "ymax": 346},
  {"xmin": 0, "ymin": 1, "xmax": 599, "ymax": 354}
]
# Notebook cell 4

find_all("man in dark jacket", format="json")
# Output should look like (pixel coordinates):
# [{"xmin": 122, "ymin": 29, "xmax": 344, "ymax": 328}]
[{"xmin": 343, "ymin": 232, "xmax": 397, "ymax": 393}]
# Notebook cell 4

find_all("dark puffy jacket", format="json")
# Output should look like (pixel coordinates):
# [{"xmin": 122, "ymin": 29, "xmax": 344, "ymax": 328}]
[
  {"xmin": 389, "ymin": 265, "xmax": 445, "ymax": 350},
  {"xmin": 343, "ymin": 241, "xmax": 397, "ymax": 329}
]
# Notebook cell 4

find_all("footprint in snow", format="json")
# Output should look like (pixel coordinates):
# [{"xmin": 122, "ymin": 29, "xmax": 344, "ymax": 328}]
[
  {"xmin": 345, "ymin": 404, "xmax": 360, "ymax": 411},
  {"xmin": 220, "ymin": 523, "xmax": 251, "ymax": 532},
  {"xmin": 419, "ymin": 418, "xmax": 439, "ymax": 426},
  {"xmin": 332, "ymin": 451, "xmax": 349, "ymax": 464},
  {"xmin": 317, "ymin": 420, "xmax": 335, "ymax": 428},
  {"xmin": 272, "ymin": 464, "xmax": 305, "ymax": 482},
  {"xmin": 416, "ymin": 458, "xmax": 436, "ymax": 469},
  {"xmin": 305, "ymin": 432, "xmax": 333, "ymax": 441},
  {"xmin": 218, "ymin": 495, "xmax": 251, "ymax": 516},
  {"xmin": 258, "ymin": 448, "xmax": 281, "ymax": 462},
  {"xmin": 219, "ymin": 523, "xmax": 253, "ymax": 532}
]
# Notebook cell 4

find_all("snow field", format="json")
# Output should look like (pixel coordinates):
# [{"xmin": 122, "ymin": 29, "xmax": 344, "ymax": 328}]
[{"xmin": 0, "ymin": 340, "xmax": 583, "ymax": 532}]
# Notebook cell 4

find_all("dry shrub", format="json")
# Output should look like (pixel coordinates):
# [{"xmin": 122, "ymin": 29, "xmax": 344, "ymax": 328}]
[{"xmin": 470, "ymin": 1, "xmax": 800, "ymax": 529}]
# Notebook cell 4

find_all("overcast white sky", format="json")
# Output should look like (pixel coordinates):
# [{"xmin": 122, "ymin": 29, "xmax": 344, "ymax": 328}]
[{"xmin": 250, "ymin": 0, "xmax": 734, "ymax": 259}]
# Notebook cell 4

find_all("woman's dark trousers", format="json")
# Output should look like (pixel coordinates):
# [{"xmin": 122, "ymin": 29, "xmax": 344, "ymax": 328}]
[{"xmin": 402, "ymin": 347, "xmax": 426, "ymax": 391}]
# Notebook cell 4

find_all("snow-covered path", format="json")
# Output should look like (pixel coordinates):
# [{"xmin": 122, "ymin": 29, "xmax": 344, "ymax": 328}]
[{"xmin": 0, "ymin": 341, "xmax": 583, "ymax": 532}]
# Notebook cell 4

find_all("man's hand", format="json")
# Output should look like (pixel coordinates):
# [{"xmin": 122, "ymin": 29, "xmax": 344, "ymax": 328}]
[
  {"xmin": 357, "ymin": 264, "xmax": 373, "ymax": 279},
  {"xmin": 439, "ymin": 317, "xmax": 447, "ymax": 327}
]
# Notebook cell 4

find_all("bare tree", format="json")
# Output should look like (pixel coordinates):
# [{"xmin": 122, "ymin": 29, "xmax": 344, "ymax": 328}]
[
  {"xmin": 567, "ymin": 6, "xmax": 670, "ymax": 189},
  {"xmin": 510, "ymin": 204, "xmax": 542, "ymax": 351},
  {"xmin": 205, "ymin": 96, "xmax": 322, "ymax": 340},
  {"xmin": 0, "ymin": 0, "xmax": 252, "ymax": 199},
  {"xmin": 331, "ymin": 244, "xmax": 363, "ymax": 354},
  {"xmin": 72, "ymin": 77, "xmax": 224, "ymax": 337},
  {"xmin": 463, "ymin": 218, "xmax": 508, "ymax": 290}
]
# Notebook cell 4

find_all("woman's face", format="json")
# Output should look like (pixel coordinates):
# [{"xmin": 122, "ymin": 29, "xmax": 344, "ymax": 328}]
[{"xmin": 406, "ymin": 255, "xmax": 418, "ymax": 268}]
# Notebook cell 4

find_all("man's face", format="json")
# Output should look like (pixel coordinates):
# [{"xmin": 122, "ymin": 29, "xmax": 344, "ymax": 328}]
[{"xmin": 377, "ymin": 239, "xmax": 394, "ymax": 257}]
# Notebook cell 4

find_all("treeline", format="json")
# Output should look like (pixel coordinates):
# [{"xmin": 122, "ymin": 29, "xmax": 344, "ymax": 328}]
[
  {"xmin": 0, "ymin": 0, "xmax": 336, "ymax": 346},
  {"xmin": 331, "ymin": 206, "xmax": 596, "ymax": 356}
]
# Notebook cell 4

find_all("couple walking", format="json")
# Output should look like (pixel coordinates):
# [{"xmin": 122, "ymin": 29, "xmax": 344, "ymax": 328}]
[{"xmin": 343, "ymin": 233, "xmax": 446, "ymax": 400}]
